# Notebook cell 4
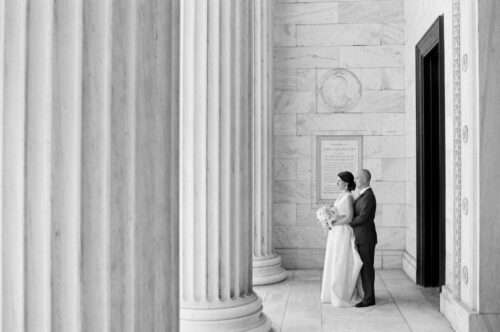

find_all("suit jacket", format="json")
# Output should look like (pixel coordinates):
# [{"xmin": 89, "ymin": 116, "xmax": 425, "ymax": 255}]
[{"xmin": 351, "ymin": 188, "xmax": 377, "ymax": 245}]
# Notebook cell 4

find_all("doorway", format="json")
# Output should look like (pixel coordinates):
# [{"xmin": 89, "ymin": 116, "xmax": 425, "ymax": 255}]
[{"xmin": 415, "ymin": 16, "xmax": 445, "ymax": 287}]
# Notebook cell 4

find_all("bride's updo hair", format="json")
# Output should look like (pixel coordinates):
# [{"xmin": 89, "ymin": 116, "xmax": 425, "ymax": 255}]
[{"xmin": 338, "ymin": 171, "xmax": 356, "ymax": 191}]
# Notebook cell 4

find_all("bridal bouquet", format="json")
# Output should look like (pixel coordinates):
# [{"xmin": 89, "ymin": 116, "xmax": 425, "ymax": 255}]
[{"xmin": 316, "ymin": 205, "xmax": 338, "ymax": 229}]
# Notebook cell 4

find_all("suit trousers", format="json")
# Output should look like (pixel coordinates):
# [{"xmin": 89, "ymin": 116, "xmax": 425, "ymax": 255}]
[{"xmin": 357, "ymin": 242, "xmax": 376, "ymax": 303}]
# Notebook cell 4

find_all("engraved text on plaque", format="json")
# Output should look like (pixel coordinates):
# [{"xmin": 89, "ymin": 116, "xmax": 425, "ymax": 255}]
[{"xmin": 316, "ymin": 136, "xmax": 362, "ymax": 202}]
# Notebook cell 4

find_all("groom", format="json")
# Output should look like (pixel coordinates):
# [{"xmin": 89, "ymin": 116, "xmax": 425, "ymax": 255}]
[{"xmin": 352, "ymin": 169, "xmax": 377, "ymax": 307}]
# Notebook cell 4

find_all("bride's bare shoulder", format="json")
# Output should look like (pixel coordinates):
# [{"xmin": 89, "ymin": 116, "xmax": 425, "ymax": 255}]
[{"xmin": 337, "ymin": 192, "xmax": 354, "ymax": 204}]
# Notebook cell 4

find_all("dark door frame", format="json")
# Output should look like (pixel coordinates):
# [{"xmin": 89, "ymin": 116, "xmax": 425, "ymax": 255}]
[{"xmin": 415, "ymin": 15, "xmax": 445, "ymax": 287}]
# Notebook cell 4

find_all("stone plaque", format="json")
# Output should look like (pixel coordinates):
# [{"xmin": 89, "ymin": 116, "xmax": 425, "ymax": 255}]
[{"xmin": 316, "ymin": 136, "xmax": 362, "ymax": 203}]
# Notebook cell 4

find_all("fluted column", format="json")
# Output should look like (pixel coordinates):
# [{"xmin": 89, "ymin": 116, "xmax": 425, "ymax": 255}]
[
  {"xmin": 252, "ymin": 0, "xmax": 287, "ymax": 286},
  {"xmin": 180, "ymin": 1, "xmax": 270, "ymax": 331},
  {"xmin": 1, "ymin": 1, "xmax": 180, "ymax": 331}
]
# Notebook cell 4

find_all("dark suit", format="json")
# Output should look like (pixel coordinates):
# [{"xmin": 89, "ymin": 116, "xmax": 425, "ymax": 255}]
[{"xmin": 351, "ymin": 187, "xmax": 377, "ymax": 304}]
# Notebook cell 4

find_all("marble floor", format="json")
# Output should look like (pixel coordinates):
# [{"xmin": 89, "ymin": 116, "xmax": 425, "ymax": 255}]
[{"xmin": 254, "ymin": 270, "xmax": 454, "ymax": 332}]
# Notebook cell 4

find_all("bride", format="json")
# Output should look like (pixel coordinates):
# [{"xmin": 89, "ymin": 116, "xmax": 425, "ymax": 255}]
[{"xmin": 320, "ymin": 171, "xmax": 363, "ymax": 307}]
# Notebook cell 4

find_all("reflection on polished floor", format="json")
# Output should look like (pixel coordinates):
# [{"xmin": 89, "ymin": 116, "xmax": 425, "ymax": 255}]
[{"xmin": 254, "ymin": 270, "xmax": 454, "ymax": 332}]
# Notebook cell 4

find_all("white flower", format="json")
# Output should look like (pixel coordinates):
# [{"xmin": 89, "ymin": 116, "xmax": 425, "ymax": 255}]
[{"xmin": 316, "ymin": 205, "xmax": 338, "ymax": 228}]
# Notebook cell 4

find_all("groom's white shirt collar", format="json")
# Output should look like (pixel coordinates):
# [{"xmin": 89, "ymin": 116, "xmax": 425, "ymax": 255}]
[{"xmin": 359, "ymin": 186, "xmax": 371, "ymax": 196}]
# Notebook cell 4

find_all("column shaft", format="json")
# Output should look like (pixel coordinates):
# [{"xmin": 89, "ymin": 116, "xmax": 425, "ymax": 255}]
[
  {"xmin": 1, "ymin": 1, "xmax": 180, "ymax": 331},
  {"xmin": 51, "ymin": 1, "xmax": 83, "ymax": 331},
  {"xmin": 180, "ymin": 1, "xmax": 270, "ymax": 331},
  {"xmin": 26, "ymin": 1, "xmax": 53, "ymax": 330},
  {"xmin": 252, "ymin": 0, "xmax": 287, "ymax": 286},
  {"xmin": 2, "ymin": 1, "xmax": 27, "ymax": 330}
]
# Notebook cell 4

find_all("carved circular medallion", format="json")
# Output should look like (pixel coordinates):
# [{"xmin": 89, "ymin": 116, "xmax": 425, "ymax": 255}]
[
  {"xmin": 462, "ymin": 266, "xmax": 468, "ymax": 284},
  {"xmin": 462, "ymin": 125, "xmax": 469, "ymax": 143},
  {"xmin": 320, "ymin": 69, "xmax": 362, "ymax": 111}
]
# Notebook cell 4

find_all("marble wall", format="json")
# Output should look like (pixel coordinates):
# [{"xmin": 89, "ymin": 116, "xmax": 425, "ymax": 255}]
[
  {"xmin": 396, "ymin": 1, "xmax": 500, "ymax": 330},
  {"xmin": 272, "ymin": 0, "xmax": 406, "ymax": 269}
]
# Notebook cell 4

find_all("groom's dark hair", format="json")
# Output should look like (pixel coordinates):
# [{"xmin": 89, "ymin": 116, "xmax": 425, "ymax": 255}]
[{"xmin": 338, "ymin": 171, "xmax": 356, "ymax": 191}]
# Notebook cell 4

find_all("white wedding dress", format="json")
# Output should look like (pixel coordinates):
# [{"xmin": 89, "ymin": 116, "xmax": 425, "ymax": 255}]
[{"xmin": 320, "ymin": 192, "xmax": 364, "ymax": 307}]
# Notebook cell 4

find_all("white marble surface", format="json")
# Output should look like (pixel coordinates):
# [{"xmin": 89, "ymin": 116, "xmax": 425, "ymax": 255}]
[
  {"xmin": 477, "ymin": 0, "xmax": 500, "ymax": 317},
  {"xmin": 373, "ymin": 228, "xmax": 406, "ymax": 250},
  {"xmin": 273, "ymin": 136, "xmax": 312, "ymax": 159},
  {"xmin": 272, "ymin": 0, "xmax": 407, "ymax": 270},
  {"xmin": 255, "ymin": 269, "xmax": 454, "ymax": 332},
  {"xmin": 274, "ymin": 68, "xmax": 316, "ymax": 91},
  {"xmin": 297, "ymin": 24, "xmax": 382, "ymax": 46},
  {"xmin": 274, "ymin": 114, "xmax": 297, "ymax": 135},
  {"xmin": 318, "ymin": 90, "xmax": 405, "ymax": 113},
  {"xmin": 274, "ymin": 3, "xmax": 339, "ymax": 25},
  {"xmin": 273, "ymin": 180, "xmax": 312, "ymax": 204},
  {"xmin": 338, "ymin": 1, "xmax": 404, "ymax": 24},
  {"xmin": 274, "ymin": 47, "xmax": 340, "ymax": 69},
  {"xmin": 179, "ymin": 1, "xmax": 270, "ymax": 330},
  {"xmin": 363, "ymin": 136, "xmax": 407, "ymax": 158},
  {"xmin": 2, "ymin": 2, "xmax": 28, "ymax": 331},
  {"xmin": 273, "ymin": 24, "xmax": 296, "ymax": 47},
  {"xmin": 339, "ymin": 46, "xmax": 403, "ymax": 68},
  {"xmin": 317, "ymin": 68, "xmax": 404, "ymax": 91},
  {"xmin": 295, "ymin": 203, "xmax": 316, "ymax": 226},
  {"xmin": 1, "ymin": 1, "xmax": 180, "ymax": 331},
  {"xmin": 273, "ymin": 203, "xmax": 297, "ymax": 226},
  {"xmin": 274, "ymin": 91, "xmax": 315, "ymax": 114},
  {"xmin": 296, "ymin": 159, "xmax": 312, "ymax": 180},
  {"xmin": 381, "ymin": 23, "xmax": 406, "ymax": 45},
  {"xmin": 253, "ymin": 0, "xmax": 287, "ymax": 287},
  {"xmin": 274, "ymin": 159, "xmax": 297, "ymax": 181},
  {"xmin": 374, "ymin": 204, "xmax": 407, "ymax": 227},
  {"xmin": 370, "ymin": 181, "xmax": 406, "ymax": 204},
  {"xmin": 275, "ymin": 249, "xmax": 326, "ymax": 270},
  {"xmin": 296, "ymin": 113, "xmax": 405, "ymax": 135}
]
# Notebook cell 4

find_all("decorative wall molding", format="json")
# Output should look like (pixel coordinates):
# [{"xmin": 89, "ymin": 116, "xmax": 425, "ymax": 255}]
[
  {"xmin": 319, "ymin": 68, "xmax": 362, "ymax": 111},
  {"xmin": 452, "ymin": 0, "xmax": 463, "ymax": 299}
]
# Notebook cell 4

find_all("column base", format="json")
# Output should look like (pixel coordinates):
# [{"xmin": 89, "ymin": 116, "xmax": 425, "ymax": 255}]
[
  {"xmin": 253, "ymin": 253, "xmax": 288, "ymax": 286},
  {"xmin": 180, "ymin": 293, "xmax": 271, "ymax": 332},
  {"xmin": 441, "ymin": 286, "xmax": 500, "ymax": 332}
]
